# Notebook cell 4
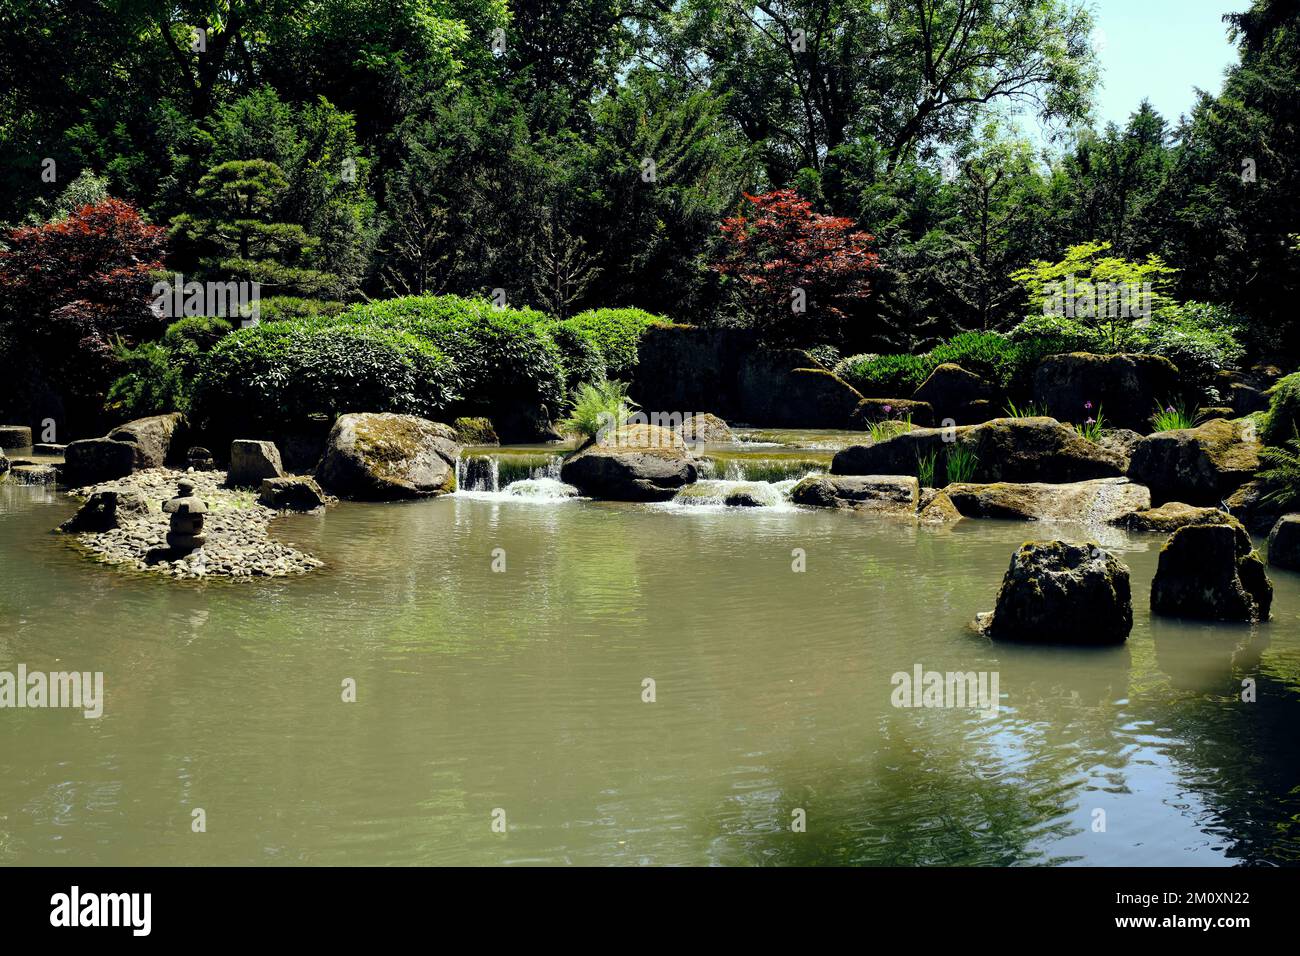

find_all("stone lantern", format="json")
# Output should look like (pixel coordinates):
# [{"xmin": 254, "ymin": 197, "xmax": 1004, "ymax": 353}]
[{"xmin": 163, "ymin": 479, "xmax": 208, "ymax": 552}]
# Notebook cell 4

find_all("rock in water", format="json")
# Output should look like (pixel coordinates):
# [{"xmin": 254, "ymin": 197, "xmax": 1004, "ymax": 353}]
[
  {"xmin": 677, "ymin": 413, "xmax": 735, "ymax": 444},
  {"xmin": 560, "ymin": 424, "xmax": 697, "ymax": 501},
  {"xmin": 316, "ymin": 413, "xmax": 461, "ymax": 500},
  {"xmin": 1267, "ymin": 515, "xmax": 1300, "ymax": 571},
  {"xmin": 1150, "ymin": 521, "xmax": 1272, "ymax": 622},
  {"xmin": 107, "ymin": 413, "xmax": 186, "ymax": 469},
  {"xmin": 63, "ymin": 437, "xmax": 140, "ymax": 486},
  {"xmin": 227, "ymin": 440, "xmax": 285, "ymax": 487},
  {"xmin": 917, "ymin": 490, "xmax": 963, "ymax": 524},
  {"xmin": 1127, "ymin": 418, "xmax": 1261, "ymax": 505},
  {"xmin": 944, "ymin": 478, "xmax": 1148, "ymax": 523},
  {"xmin": 790, "ymin": 475, "xmax": 918, "ymax": 515},
  {"xmin": 1111, "ymin": 501, "xmax": 1235, "ymax": 532},
  {"xmin": 0, "ymin": 425, "xmax": 33, "ymax": 449},
  {"xmin": 978, "ymin": 541, "xmax": 1133, "ymax": 644},
  {"xmin": 59, "ymin": 486, "xmax": 150, "ymax": 532},
  {"xmin": 259, "ymin": 476, "xmax": 328, "ymax": 512}
]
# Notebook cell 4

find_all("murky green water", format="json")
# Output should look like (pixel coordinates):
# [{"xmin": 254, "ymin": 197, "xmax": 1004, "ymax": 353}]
[{"xmin": 3, "ymin": 439, "xmax": 1300, "ymax": 865}]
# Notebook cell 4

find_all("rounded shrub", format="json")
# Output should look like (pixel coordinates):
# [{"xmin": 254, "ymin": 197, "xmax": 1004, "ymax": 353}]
[
  {"xmin": 928, "ymin": 331, "xmax": 1020, "ymax": 391},
  {"xmin": 163, "ymin": 315, "xmax": 234, "ymax": 351},
  {"xmin": 559, "ymin": 308, "xmax": 663, "ymax": 378},
  {"xmin": 549, "ymin": 323, "xmax": 607, "ymax": 393},
  {"xmin": 193, "ymin": 319, "xmax": 457, "ymax": 436},
  {"xmin": 339, "ymin": 295, "xmax": 566, "ymax": 416}
]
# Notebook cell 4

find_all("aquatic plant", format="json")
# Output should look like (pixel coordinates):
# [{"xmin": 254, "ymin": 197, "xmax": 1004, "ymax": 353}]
[
  {"xmin": 559, "ymin": 379, "xmax": 639, "ymax": 441},
  {"xmin": 917, "ymin": 451, "xmax": 937, "ymax": 488},
  {"xmin": 868, "ymin": 414, "xmax": 912, "ymax": 443}
]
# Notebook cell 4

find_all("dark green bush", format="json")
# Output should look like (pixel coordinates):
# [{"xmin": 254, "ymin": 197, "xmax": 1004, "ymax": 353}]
[
  {"xmin": 549, "ymin": 323, "xmax": 607, "ymax": 393},
  {"xmin": 163, "ymin": 315, "xmax": 234, "ymax": 351},
  {"xmin": 339, "ymin": 295, "xmax": 565, "ymax": 416},
  {"xmin": 833, "ymin": 353, "xmax": 934, "ymax": 396},
  {"xmin": 193, "ymin": 319, "xmax": 457, "ymax": 435},
  {"xmin": 559, "ymin": 308, "xmax": 662, "ymax": 378},
  {"xmin": 928, "ymin": 331, "xmax": 1020, "ymax": 391},
  {"xmin": 258, "ymin": 296, "xmax": 348, "ymax": 323},
  {"xmin": 106, "ymin": 341, "xmax": 190, "ymax": 418}
]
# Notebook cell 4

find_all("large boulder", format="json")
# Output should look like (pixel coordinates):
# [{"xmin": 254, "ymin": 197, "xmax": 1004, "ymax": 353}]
[
  {"xmin": 977, "ymin": 541, "xmax": 1133, "ymax": 644},
  {"xmin": 677, "ymin": 413, "xmax": 735, "ymax": 444},
  {"xmin": 790, "ymin": 475, "xmax": 918, "ymax": 515},
  {"xmin": 559, "ymin": 424, "xmax": 697, "ymax": 501},
  {"xmin": 59, "ymin": 486, "xmax": 150, "ymax": 532},
  {"xmin": 316, "ymin": 413, "xmax": 461, "ymax": 500},
  {"xmin": 1111, "ymin": 501, "xmax": 1235, "ymax": 532},
  {"xmin": 227, "ymin": 440, "xmax": 285, "ymax": 487},
  {"xmin": 1150, "ymin": 520, "xmax": 1272, "ymax": 622},
  {"xmin": 737, "ymin": 352, "xmax": 863, "ymax": 428},
  {"xmin": 944, "ymin": 477, "xmax": 1149, "ymax": 523},
  {"xmin": 1267, "ymin": 515, "xmax": 1300, "ymax": 571},
  {"xmin": 832, "ymin": 417, "xmax": 1125, "ymax": 484},
  {"xmin": 1033, "ymin": 353, "xmax": 1181, "ymax": 431},
  {"xmin": 0, "ymin": 425, "xmax": 33, "ymax": 449},
  {"xmin": 1098, "ymin": 428, "xmax": 1144, "ymax": 463},
  {"xmin": 1127, "ymin": 418, "xmax": 1261, "ymax": 505},
  {"xmin": 850, "ymin": 398, "xmax": 934, "ymax": 429},
  {"xmin": 911, "ymin": 363, "xmax": 993, "ymax": 424},
  {"xmin": 106, "ymin": 413, "xmax": 186, "ymax": 469},
  {"xmin": 63, "ymin": 437, "xmax": 139, "ymax": 487}
]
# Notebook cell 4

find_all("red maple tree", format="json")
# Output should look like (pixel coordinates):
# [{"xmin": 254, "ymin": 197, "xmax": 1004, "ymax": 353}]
[
  {"xmin": 0, "ymin": 198, "xmax": 168, "ymax": 427},
  {"xmin": 712, "ymin": 190, "xmax": 877, "ymax": 345}
]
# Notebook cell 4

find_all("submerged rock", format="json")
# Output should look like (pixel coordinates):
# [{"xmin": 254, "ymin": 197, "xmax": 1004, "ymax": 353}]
[
  {"xmin": 59, "ymin": 486, "xmax": 150, "ymax": 532},
  {"xmin": 832, "ymin": 417, "xmax": 1125, "ymax": 484},
  {"xmin": 560, "ymin": 424, "xmax": 697, "ymax": 501},
  {"xmin": 227, "ymin": 439, "xmax": 285, "ymax": 487},
  {"xmin": 977, "ymin": 540, "xmax": 1133, "ymax": 644},
  {"xmin": 1111, "ymin": 501, "xmax": 1235, "ymax": 532},
  {"xmin": 1150, "ymin": 520, "xmax": 1272, "ymax": 622},
  {"xmin": 317, "ymin": 413, "xmax": 461, "ymax": 500},
  {"xmin": 1267, "ymin": 515, "xmax": 1300, "ymax": 571},
  {"xmin": 1033, "ymin": 352, "xmax": 1181, "ymax": 431},
  {"xmin": 790, "ymin": 474, "xmax": 918, "ymax": 514},
  {"xmin": 944, "ymin": 477, "xmax": 1149, "ymax": 523},
  {"xmin": 1127, "ymin": 418, "xmax": 1260, "ymax": 505}
]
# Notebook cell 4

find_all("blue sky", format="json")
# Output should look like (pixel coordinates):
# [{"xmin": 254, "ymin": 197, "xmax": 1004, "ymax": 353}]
[{"xmin": 1089, "ymin": 0, "xmax": 1247, "ymax": 128}]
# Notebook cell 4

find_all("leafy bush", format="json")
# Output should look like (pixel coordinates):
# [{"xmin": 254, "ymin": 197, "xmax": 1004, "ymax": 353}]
[
  {"xmin": 1258, "ymin": 426, "xmax": 1300, "ymax": 509},
  {"xmin": 806, "ymin": 344, "xmax": 842, "ymax": 370},
  {"xmin": 193, "ymin": 319, "xmax": 457, "ymax": 435},
  {"xmin": 929, "ymin": 331, "xmax": 1020, "ymax": 391},
  {"xmin": 560, "ymin": 379, "xmax": 638, "ymax": 441},
  {"xmin": 549, "ymin": 323, "xmax": 607, "ymax": 394},
  {"xmin": 1263, "ymin": 372, "xmax": 1300, "ymax": 447},
  {"xmin": 558, "ymin": 308, "xmax": 662, "ymax": 379},
  {"xmin": 339, "ymin": 295, "xmax": 566, "ymax": 416},
  {"xmin": 834, "ymin": 353, "xmax": 934, "ymax": 396},
  {"xmin": 258, "ymin": 296, "xmax": 347, "ymax": 323},
  {"xmin": 163, "ymin": 315, "xmax": 234, "ymax": 352},
  {"xmin": 1142, "ymin": 303, "xmax": 1245, "ymax": 396},
  {"xmin": 106, "ymin": 342, "xmax": 190, "ymax": 418}
]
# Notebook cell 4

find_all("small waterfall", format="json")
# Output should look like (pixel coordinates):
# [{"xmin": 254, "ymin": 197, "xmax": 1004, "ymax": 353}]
[
  {"xmin": 455, "ymin": 451, "xmax": 579, "ymax": 501},
  {"xmin": 702, "ymin": 457, "xmax": 827, "ymax": 484},
  {"xmin": 456, "ymin": 454, "xmax": 500, "ymax": 492}
]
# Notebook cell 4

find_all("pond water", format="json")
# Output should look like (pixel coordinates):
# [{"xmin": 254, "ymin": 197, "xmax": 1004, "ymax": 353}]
[{"xmin": 2, "ymin": 432, "xmax": 1299, "ymax": 866}]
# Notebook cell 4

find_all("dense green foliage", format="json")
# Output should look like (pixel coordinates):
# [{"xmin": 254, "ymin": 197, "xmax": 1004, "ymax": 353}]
[
  {"xmin": 192, "ymin": 319, "xmax": 457, "ymax": 436},
  {"xmin": 560, "ymin": 379, "xmax": 639, "ymax": 441},
  {"xmin": 1262, "ymin": 373, "xmax": 1300, "ymax": 447},
  {"xmin": 557, "ymin": 308, "xmax": 663, "ymax": 379}
]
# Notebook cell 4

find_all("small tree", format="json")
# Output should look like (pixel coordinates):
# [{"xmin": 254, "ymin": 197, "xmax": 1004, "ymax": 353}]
[
  {"xmin": 170, "ymin": 159, "xmax": 337, "ymax": 298},
  {"xmin": 0, "ymin": 197, "xmax": 168, "ymax": 428},
  {"xmin": 712, "ymin": 190, "xmax": 877, "ymax": 346}
]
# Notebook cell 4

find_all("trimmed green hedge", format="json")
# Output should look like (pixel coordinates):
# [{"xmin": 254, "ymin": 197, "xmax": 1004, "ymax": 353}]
[
  {"xmin": 339, "ymin": 295, "xmax": 566, "ymax": 415},
  {"xmin": 558, "ymin": 308, "xmax": 662, "ymax": 378},
  {"xmin": 193, "ymin": 318, "xmax": 457, "ymax": 434}
]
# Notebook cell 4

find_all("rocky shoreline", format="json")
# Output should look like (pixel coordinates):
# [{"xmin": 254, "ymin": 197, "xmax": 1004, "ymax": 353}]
[{"xmin": 62, "ymin": 468, "xmax": 324, "ymax": 580}]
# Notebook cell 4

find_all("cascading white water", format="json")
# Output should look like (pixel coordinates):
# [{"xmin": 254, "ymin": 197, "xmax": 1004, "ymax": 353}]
[{"xmin": 455, "ymin": 452, "xmax": 579, "ymax": 501}]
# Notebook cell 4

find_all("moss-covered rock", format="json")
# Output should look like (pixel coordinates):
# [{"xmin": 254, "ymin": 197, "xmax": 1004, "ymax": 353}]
[
  {"xmin": 316, "ymin": 412, "xmax": 461, "ymax": 500},
  {"xmin": 977, "ymin": 540, "xmax": 1133, "ymax": 644},
  {"xmin": 1266, "ymin": 514, "xmax": 1300, "ymax": 571},
  {"xmin": 917, "ymin": 490, "xmax": 962, "ymax": 524},
  {"xmin": 1127, "ymin": 418, "xmax": 1261, "ymax": 505},
  {"xmin": 1033, "ymin": 352, "xmax": 1181, "ymax": 431},
  {"xmin": 945, "ymin": 477, "xmax": 1149, "ymax": 522},
  {"xmin": 677, "ymin": 413, "xmax": 734, "ymax": 444},
  {"xmin": 452, "ymin": 417, "xmax": 499, "ymax": 446},
  {"xmin": 911, "ymin": 363, "xmax": 994, "ymax": 424},
  {"xmin": 1150, "ymin": 520, "xmax": 1272, "ymax": 622},
  {"xmin": 1110, "ymin": 501, "xmax": 1235, "ymax": 532},
  {"xmin": 850, "ymin": 398, "xmax": 934, "ymax": 429},
  {"xmin": 559, "ymin": 423, "xmax": 697, "ymax": 501},
  {"xmin": 790, "ymin": 474, "xmax": 918, "ymax": 514}
]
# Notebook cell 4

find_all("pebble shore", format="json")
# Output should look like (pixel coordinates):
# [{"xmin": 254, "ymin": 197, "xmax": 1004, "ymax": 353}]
[{"xmin": 65, "ymin": 468, "xmax": 325, "ymax": 580}]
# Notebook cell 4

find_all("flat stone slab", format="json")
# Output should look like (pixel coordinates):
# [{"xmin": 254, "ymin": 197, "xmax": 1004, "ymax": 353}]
[
  {"xmin": 944, "ymin": 477, "xmax": 1151, "ymax": 523},
  {"xmin": 0, "ymin": 425, "xmax": 32, "ymax": 449}
]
